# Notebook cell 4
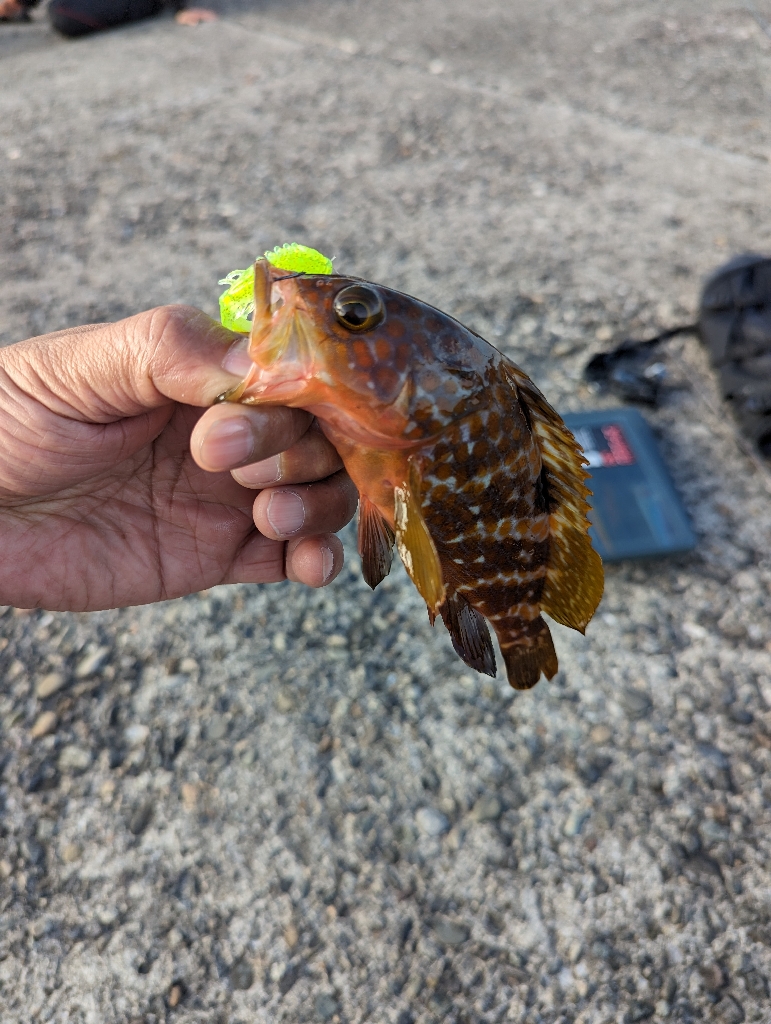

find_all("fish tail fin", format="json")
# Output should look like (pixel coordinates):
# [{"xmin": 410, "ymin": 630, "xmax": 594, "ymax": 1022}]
[
  {"xmin": 503, "ymin": 362, "xmax": 604, "ymax": 632},
  {"xmin": 499, "ymin": 617, "xmax": 558, "ymax": 691}
]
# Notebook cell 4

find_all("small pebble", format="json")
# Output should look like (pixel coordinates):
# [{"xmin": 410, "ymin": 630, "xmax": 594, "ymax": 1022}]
[
  {"xmin": 205, "ymin": 715, "xmax": 228, "ymax": 741},
  {"xmin": 274, "ymin": 691, "xmax": 295, "ymax": 713},
  {"xmin": 30, "ymin": 711, "xmax": 57, "ymax": 739},
  {"xmin": 716, "ymin": 996, "xmax": 745, "ymax": 1024},
  {"xmin": 128, "ymin": 799, "xmax": 154, "ymax": 835},
  {"xmin": 179, "ymin": 657, "xmax": 199, "ymax": 674},
  {"xmin": 168, "ymin": 984, "xmax": 183, "ymax": 1008},
  {"xmin": 315, "ymin": 994, "xmax": 339, "ymax": 1021},
  {"xmin": 699, "ymin": 962, "xmax": 726, "ymax": 992},
  {"xmin": 124, "ymin": 724, "xmax": 149, "ymax": 747},
  {"xmin": 470, "ymin": 794, "xmax": 502, "ymax": 822},
  {"xmin": 35, "ymin": 672, "xmax": 66, "ymax": 699},
  {"xmin": 61, "ymin": 843, "xmax": 80, "ymax": 863},
  {"xmin": 99, "ymin": 779, "xmax": 115, "ymax": 802},
  {"xmin": 415, "ymin": 807, "xmax": 449, "ymax": 836},
  {"xmin": 621, "ymin": 690, "xmax": 652, "ymax": 720},
  {"xmin": 7, "ymin": 659, "xmax": 25, "ymax": 680},
  {"xmin": 564, "ymin": 807, "xmax": 591, "ymax": 837},
  {"xmin": 58, "ymin": 745, "xmax": 91, "ymax": 772},
  {"xmin": 432, "ymin": 916, "xmax": 469, "ymax": 946},
  {"xmin": 75, "ymin": 646, "xmax": 110, "ymax": 679},
  {"xmin": 181, "ymin": 783, "xmax": 198, "ymax": 809},
  {"xmin": 590, "ymin": 724, "xmax": 611, "ymax": 744},
  {"xmin": 230, "ymin": 958, "xmax": 254, "ymax": 990}
]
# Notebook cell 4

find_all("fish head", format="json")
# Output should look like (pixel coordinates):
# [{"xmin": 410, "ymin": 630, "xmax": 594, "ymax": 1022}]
[{"xmin": 237, "ymin": 259, "xmax": 494, "ymax": 445}]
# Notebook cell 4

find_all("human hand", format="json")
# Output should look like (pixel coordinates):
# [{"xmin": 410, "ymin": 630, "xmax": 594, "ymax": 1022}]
[
  {"xmin": 174, "ymin": 7, "xmax": 218, "ymax": 25},
  {"xmin": 0, "ymin": 306, "xmax": 357, "ymax": 611},
  {"xmin": 0, "ymin": 0, "xmax": 24, "ymax": 19}
]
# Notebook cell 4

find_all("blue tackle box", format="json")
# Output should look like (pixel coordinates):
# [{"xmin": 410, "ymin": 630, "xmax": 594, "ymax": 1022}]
[{"xmin": 561, "ymin": 408, "xmax": 696, "ymax": 562}]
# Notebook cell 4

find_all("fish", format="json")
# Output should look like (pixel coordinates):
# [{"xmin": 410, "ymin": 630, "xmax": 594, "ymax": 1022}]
[{"xmin": 217, "ymin": 246, "xmax": 604, "ymax": 689}]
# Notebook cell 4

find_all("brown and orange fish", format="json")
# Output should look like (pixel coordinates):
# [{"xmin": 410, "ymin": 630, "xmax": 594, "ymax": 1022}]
[{"xmin": 217, "ymin": 246, "xmax": 604, "ymax": 689}]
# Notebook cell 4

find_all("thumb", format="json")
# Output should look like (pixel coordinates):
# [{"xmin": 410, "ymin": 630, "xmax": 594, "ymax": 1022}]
[{"xmin": 0, "ymin": 306, "xmax": 251, "ymax": 422}]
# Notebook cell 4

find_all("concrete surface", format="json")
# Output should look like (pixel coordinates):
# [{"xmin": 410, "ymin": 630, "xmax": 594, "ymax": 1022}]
[{"xmin": 2, "ymin": 2, "xmax": 771, "ymax": 1022}]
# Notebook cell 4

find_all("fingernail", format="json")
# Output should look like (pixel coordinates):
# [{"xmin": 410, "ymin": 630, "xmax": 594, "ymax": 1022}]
[
  {"xmin": 321, "ymin": 544, "xmax": 335, "ymax": 583},
  {"xmin": 235, "ymin": 455, "xmax": 282, "ymax": 487},
  {"xmin": 267, "ymin": 491, "xmax": 305, "ymax": 535},
  {"xmin": 222, "ymin": 339, "xmax": 254, "ymax": 377},
  {"xmin": 201, "ymin": 418, "xmax": 253, "ymax": 468}
]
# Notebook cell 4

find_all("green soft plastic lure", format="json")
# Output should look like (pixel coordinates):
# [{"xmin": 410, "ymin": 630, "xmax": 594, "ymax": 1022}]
[{"xmin": 218, "ymin": 243, "xmax": 334, "ymax": 332}]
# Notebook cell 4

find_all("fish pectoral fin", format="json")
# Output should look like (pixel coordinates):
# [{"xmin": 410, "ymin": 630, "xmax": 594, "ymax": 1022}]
[
  {"xmin": 503, "ymin": 361, "xmax": 604, "ymax": 632},
  {"xmin": 358, "ymin": 495, "xmax": 395, "ymax": 590},
  {"xmin": 440, "ymin": 592, "xmax": 496, "ymax": 677},
  {"xmin": 394, "ymin": 464, "xmax": 446, "ymax": 617}
]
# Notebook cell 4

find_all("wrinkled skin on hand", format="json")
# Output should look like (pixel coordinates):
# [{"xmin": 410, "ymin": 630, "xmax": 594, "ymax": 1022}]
[{"xmin": 0, "ymin": 306, "xmax": 357, "ymax": 611}]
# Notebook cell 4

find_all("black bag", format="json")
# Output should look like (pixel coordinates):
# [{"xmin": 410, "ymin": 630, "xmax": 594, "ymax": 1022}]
[
  {"xmin": 585, "ymin": 254, "xmax": 771, "ymax": 456},
  {"xmin": 699, "ymin": 254, "xmax": 771, "ymax": 455}
]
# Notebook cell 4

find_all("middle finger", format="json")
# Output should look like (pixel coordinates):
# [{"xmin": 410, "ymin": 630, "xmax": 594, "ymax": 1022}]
[{"xmin": 232, "ymin": 423, "xmax": 343, "ymax": 488}]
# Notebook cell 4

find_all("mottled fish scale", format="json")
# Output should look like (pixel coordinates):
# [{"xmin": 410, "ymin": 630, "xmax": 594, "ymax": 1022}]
[{"xmin": 416, "ymin": 368, "xmax": 556, "ymax": 688}]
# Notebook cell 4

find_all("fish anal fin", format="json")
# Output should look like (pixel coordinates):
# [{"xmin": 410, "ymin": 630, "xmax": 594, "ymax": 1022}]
[
  {"xmin": 394, "ymin": 462, "xmax": 446, "ymax": 616},
  {"xmin": 358, "ymin": 494, "xmax": 395, "ymax": 590},
  {"xmin": 440, "ymin": 592, "xmax": 497, "ymax": 677},
  {"xmin": 500, "ymin": 619, "xmax": 559, "ymax": 691},
  {"xmin": 503, "ymin": 360, "xmax": 604, "ymax": 631}
]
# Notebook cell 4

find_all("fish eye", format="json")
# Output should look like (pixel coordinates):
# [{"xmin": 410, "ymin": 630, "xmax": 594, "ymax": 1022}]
[{"xmin": 333, "ymin": 285, "xmax": 385, "ymax": 333}]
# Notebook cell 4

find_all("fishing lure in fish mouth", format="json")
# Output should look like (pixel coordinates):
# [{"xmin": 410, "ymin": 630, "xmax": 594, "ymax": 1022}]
[{"xmin": 217, "ymin": 246, "xmax": 604, "ymax": 690}]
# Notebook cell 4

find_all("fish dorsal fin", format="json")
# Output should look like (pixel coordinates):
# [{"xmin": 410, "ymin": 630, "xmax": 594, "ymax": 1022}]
[
  {"xmin": 440, "ymin": 591, "xmax": 497, "ymax": 677},
  {"xmin": 358, "ymin": 494, "xmax": 395, "ymax": 589},
  {"xmin": 394, "ymin": 461, "xmax": 446, "ymax": 618},
  {"xmin": 503, "ymin": 361, "xmax": 604, "ymax": 632}
]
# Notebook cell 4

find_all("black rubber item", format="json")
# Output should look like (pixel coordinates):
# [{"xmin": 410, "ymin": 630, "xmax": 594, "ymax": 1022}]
[
  {"xmin": 699, "ymin": 254, "xmax": 771, "ymax": 457},
  {"xmin": 584, "ymin": 326, "xmax": 694, "ymax": 405}
]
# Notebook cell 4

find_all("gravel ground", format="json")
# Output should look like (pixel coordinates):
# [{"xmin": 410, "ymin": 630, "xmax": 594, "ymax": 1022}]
[{"xmin": 3, "ymin": 2, "xmax": 771, "ymax": 1022}]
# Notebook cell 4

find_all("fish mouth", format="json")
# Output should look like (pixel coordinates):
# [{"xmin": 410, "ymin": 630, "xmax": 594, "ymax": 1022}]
[
  {"xmin": 234, "ymin": 369, "xmax": 313, "ymax": 404},
  {"xmin": 221, "ymin": 262, "xmax": 320, "ymax": 404}
]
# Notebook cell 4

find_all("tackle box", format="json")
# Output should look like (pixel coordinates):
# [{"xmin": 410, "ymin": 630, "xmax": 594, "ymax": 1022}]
[{"xmin": 561, "ymin": 408, "xmax": 696, "ymax": 562}]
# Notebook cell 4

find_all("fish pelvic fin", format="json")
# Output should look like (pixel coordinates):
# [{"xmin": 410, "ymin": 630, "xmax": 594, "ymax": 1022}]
[
  {"xmin": 500, "ymin": 618, "xmax": 559, "ymax": 690},
  {"xmin": 358, "ymin": 494, "xmax": 395, "ymax": 589},
  {"xmin": 503, "ymin": 362, "xmax": 604, "ymax": 632},
  {"xmin": 440, "ymin": 591, "xmax": 497, "ymax": 677},
  {"xmin": 394, "ymin": 461, "xmax": 446, "ymax": 617}
]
